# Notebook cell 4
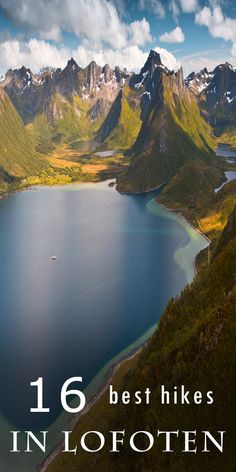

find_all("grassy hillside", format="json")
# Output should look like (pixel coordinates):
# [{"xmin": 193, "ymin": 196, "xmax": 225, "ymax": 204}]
[
  {"xmin": 46, "ymin": 205, "xmax": 236, "ymax": 472},
  {"xmin": 33, "ymin": 91, "xmax": 112, "ymax": 150},
  {"xmin": 158, "ymin": 160, "xmax": 221, "ymax": 211},
  {"xmin": 117, "ymin": 73, "xmax": 222, "ymax": 200},
  {"xmin": 198, "ymin": 179, "xmax": 236, "ymax": 245},
  {"xmin": 0, "ymin": 89, "xmax": 46, "ymax": 193},
  {"xmin": 96, "ymin": 86, "xmax": 142, "ymax": 149},
  {"xmin": 219, "ymin": 125, "xmax": 236, "ymax": 149},
  {"xmin": 35, "ymin": 94, "xmax": 96, "ymax": 144}
]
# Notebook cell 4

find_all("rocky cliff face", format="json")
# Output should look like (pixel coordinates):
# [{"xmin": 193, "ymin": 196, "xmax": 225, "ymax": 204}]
[
  {"xmin": 185, "ymin": 67, "xmax": 212, "ymax": 94},
  {"xmin": 130, "ymin": 50, "xmax": 169, "ymax": 119},
  {"xmin": 2, "ymin": 53, "xmax": 236, "ymax": 143},
  {"xmin": 3, "ymin": 66, "xmax": 44, "ymax": 121},
  {"xmin": 117, "ymin": 56, "xmax": 219, "ymax": 198},
  {"xmin": 0, "ymin": 50, "xmax": 233, "ymax": 206},
  {"xmin": 186, "ymin": 62, "xmax": 236, "ymax": 132},
  {"xmin": 0, "ymin": 57, "xmax": 131, "ymax": 128}
]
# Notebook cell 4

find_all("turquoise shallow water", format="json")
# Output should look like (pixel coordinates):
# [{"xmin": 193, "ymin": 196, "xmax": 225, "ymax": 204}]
[{"xmin": 0, "ymin": 181, "xmax": 208, "ymax": 471}]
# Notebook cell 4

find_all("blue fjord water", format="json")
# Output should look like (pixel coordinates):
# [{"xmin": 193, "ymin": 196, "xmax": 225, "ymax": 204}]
[
  {"xmin": 215, "ymin": 144, "xmax": 236, "ymax": 192},
  {"xmin": 0, "ymin": 181, "xmax": 208, "ymax": 470}
]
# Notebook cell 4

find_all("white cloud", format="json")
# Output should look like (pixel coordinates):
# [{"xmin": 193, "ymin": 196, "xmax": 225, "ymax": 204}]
[
  {"xmin": 179, "ymin": 0, "xmax": 198, "ymax": 13},
  {"xmin": 128, "ymin": 19, "xmax": 152, "ymax": 46},
  {"xmin": 170, "ymin": 0, "xmax": 198, "ymax": 20},
  {"xmin": 195, "ymin": 5, "xmax": 236, "ymax": 59},
  {"xmin": 154, "ymin": 47, "xmax": 181, "ymax": 70},
  {"xmin": 77, "ymin": 45, "xmax": 180, "ymax": 71},
  {"xmin": 75, "ymin": 45, "xmax": 148, "ymax": 71},
  {"xmin": 0, "ymin": 0, "xmax": 152, "ymax": 49},
  {"xmin": 0, "ymin": 39, "xmax": 71, "ymax": 72},
  {"xmin": 0, "ymin": 38, "xmax": 181, "ymax": 74},
  {"xmin": 231, "ymin": 43, "xmax": 236, "ymax": 59},
  {"xmin": 180, "ymin": 49, "xmax": 233, "ymax": 76},
  {"xmin": 196, "ymin": 5, "xmax": 236, "ymax": 42},
  {"xmin": 169, "ymin": 0, "xmax": 180, "ymax": 21},
  {"xmin": 159, "ymin": 26, "xmax": 185, "ymax": 43},
  {"xmin": 139, "ymin": 0, "xmax": 165, "ymax": 19}
]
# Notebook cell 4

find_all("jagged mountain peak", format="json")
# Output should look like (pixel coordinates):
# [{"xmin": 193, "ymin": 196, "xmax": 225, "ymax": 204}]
[
  {"xmin": 185, "ymin": 67, "xmax": 213, "ymax": 95},
  {"xmin": 185, "ymin": 60, "xmax": 236, "ymax": 133},
  {"xmin": 147, "ymin": 49, "xmax": 162, "ymax": 64},
  {"xmin": 205, "ymin": 62, "xmax": 236, "ymax": 108},
  {"xmin": 141, "ymin": 49, "xmax": 162, "ymax": 76},
  {"xmin": 87, "ymin": 60, "xmax": 98, "ymax": 68},
  {"xmin": 85, "ymin": 60, "xmax": 101, "ymax": 76},
  {"xmin": 213, "ymin": 61, "xmax": 234, "ymax": 74},
  {"xmin": 200, "ymin": 67, "xmax": 208, "ymax": 74},
  {"xmin": 15, "ymin": 65, "xmax": 31, "ymax": 77},
  {"xmin": 176, "ymin": 66, "xmax": 184, "ymax": 83},
  {"xmin": 117, "ymin": 58, "xmax": 214, "ymax": 194},
  {"xmin": 5, "ymin": 65, "xmax": 33, "ymax": 82},
  {"xmin": 130, "ymin": 49, "xmax": 167, "ymax": 97},
  {"xmin": 65, "ymin": 57, "xmax": 80, "ymax": 71},
  {"xmin": 102, "ymin": 63, "xmax": 113, "ymax": 83}
]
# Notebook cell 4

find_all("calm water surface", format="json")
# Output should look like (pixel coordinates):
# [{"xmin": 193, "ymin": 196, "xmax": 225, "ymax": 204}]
[
  {"xmin": 215, "ymin": 144, "xmax": 236, "ymax": 192},
  {"xmin": 216, "ymin": 143, "xmax": 236, "ymax": 159},
  {"xmin": 0, "ymin": 182, "xmax": 208, "ymax": 470},
  {"xmin": 215, "ymin": 171, "xmax": 236, "ymax": 192}
]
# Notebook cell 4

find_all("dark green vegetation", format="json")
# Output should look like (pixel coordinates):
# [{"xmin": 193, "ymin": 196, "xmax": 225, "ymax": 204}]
[
  {"xmin": 46, "ymin": 203, "xmax": 236, "ymax": 472},
  {"xmin": 196, "ymin": 176, "xmax": 236, "ymax": 267},
  {"xmin": 0, "ymin": 59, "xmax": 142, "ymax": 194},
  {"xmin": 1, "ymin": 51, "xmax": 236, "ymax": 472},
  {"xmin": 0, "ymin": 89, "xmax": 47, "ymax": 194},
  {"xmin": 116, "ymin": 67, "xmax": 224, "ymax": 208},
  {"xmin": 0, "ymin": 51, "xmax": 232, "ymax": 204},
  {"xmin": 43, "ymin": 55, "xmax": 236, "ymax": 472},
  {"xmin": 96, "ymin": 86, "xmax": 141, "ymax": 149}
]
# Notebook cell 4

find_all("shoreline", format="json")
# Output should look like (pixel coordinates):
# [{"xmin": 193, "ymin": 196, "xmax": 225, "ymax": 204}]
[
  {"xmin": 35, "ymin": 186, "xmax": 208, "ymax": 472},
  {"xmin": 37, "ymin": 340, "xmax": 149, "ymax": 472},
  {"xmin": 0, "ymin": 177, "xmax": 112, "ymax": 201},
  {"xmin": 155, "ymin": 199, "xmax": 211, "ymax": 244},
  {"xmin": 158, "ymin": 202, "xmax": 211, "ymax": 242},
  {"xmin": 0, "ymin": 177, "xmax": 210, "ymax": 472},
  {"xmin": 146, "ymin": 198, "xmax": 210, "ymax": 281}
]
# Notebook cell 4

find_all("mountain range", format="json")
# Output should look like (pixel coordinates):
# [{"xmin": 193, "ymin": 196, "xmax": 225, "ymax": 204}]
[
  {"xmin": 185, "ymin": 62, "xmax": 236, "ymax": 135},
  {"xmin": 0, "ymin": 50, "xmax": 236, "ymax": 472},
  {"xmin": 0, "ymin": 49, "xmax": 235, "ymax": 221}
]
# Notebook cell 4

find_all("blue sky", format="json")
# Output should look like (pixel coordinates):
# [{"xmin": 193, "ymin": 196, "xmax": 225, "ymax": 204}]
[{"xmin": 0, "ymin": 0, "xmax": 235, "ymax": 75}]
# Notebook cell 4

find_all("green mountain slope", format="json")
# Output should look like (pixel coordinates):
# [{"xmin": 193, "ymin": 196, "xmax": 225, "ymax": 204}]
[
  {"xmin": 46, "ymin": 207, "xmax": 236, "ymax": 472},
  {"xmin": 33, "ymin": 92, "xmax": 110, "ymax": 146},
  {"xmin": 117, "ymin": 68, "xmax": 223, "ymax": 205},
  {"xmin": 3, "ymin": 59, "xmax": 128, "ymax": 148},
  {"xmin": 212, "ymin": 201, "xmax": 236, "ymax": 259},
  {"xmin": 96, "ymin": 86, "xmax": 142, "ymax": 149},
  {"xmin": 0, "ymin": 89, "xmax": 45, "ymax": 192}
]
